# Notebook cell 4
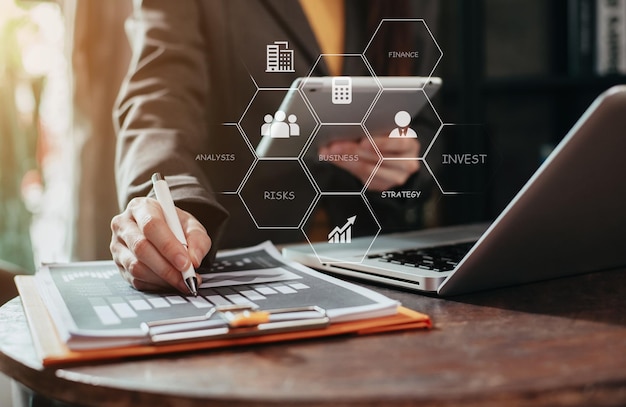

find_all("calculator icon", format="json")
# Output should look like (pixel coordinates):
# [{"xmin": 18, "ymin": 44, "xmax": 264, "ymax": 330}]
[{"xmin": 331, "ymin": 76, "xmax": 352, "ymax": 105}]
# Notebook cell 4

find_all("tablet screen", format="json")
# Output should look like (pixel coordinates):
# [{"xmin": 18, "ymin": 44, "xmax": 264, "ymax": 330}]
[{"xmin": 256, "ymin": 76, "xmax": 441, "ymax": 159}]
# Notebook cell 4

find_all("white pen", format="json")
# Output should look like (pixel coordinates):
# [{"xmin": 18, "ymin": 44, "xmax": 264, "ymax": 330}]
[{"xmin": 151, "ymin": 172, "xmax": 199, "ymax": 296}]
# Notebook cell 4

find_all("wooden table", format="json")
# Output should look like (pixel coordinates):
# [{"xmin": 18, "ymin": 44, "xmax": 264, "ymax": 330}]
[{"xmin": 1, "ymin": 267, "xmax": 626, "ymax": 407}]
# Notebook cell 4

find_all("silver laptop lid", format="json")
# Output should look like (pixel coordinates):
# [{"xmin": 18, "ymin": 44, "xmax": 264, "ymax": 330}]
[{"xmin": 438, "ymin": 85, "xmax": 626, "ymax": 295}]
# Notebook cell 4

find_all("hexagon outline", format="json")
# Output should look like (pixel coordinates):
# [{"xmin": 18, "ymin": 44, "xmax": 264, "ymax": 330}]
[
  {"xmin": 361, "ymin": 81, "xmax": 384, "ymax": 125},
  {"xmin": 237, "ymin": 158, "xmax": 319, "ymax": 229},
  {"xmin": 297, "ymin": 165, "xmax": 323, "ymax": 228},
  {"xmin": 232, "ymin": 122, "xmax": 256, "ymax": 157},
  {"xmin": 361, "ymin": 192, "xmax": 383, "ymax": 256},
  {"xmin": 291, "ymin": 87, "xmax": 322, "ymax": 161},
  {"xmin": 208, "ymin": 122, "xmax": 257, "ymax": 194},
  {"xmin": 354, "ymin": 123, "xmax": 384, "ymax": 194},
  {"xmin": 369, "ymin": 86, "xmax": 442, "ymax": 133},
  {"xmin": 411, "ymin": 87, "xmax": 444, "ymax": 156},
  {"xmin": 297, "ymin": 125, "xmax": 327, "ymax": 194},
  {"xmin": 298, "ymin": 121, "xmax": 322, "ymax": 162},
  {"xmin": 362, "ymin": 86, "xmax": 441, "ymax": 167},
  {"xmin": 304, "ymin": 53, "xmax": 377, "ymax": 80},
  {"xmin": 238, "ymin": 86, "xmax": 319, "ymax": 160},
  {"xmin": 370, "ymin": 156, "xmax": 423, "ymax": 189},
  {"xmin": 301, "ymin": 123, "xmax": 380, "ymax": 194},
  {"xmin": 301, "ymin": 54, "xmax": 381, "ymax": 126},
  {"xmin": 422, "ymin": 125, "xmax": 464, "ymax": 195},
  {"xmin": 299, "ymin": 192, "xmax": 381, "ymax": 264},
  {"xmin": 363, "ymin": 18, "xmax": 443, "ymax": 81},
  {"xmin": 422, "ymin": 87, "xmax": 444, "ymax": 129},
  {"xmin": 234, "ymin": 140, "xmax": 259, "ymax": 195},
  {"xmin": 236, "ymin": 86, "xmax": 260, "ymax": 157},
  {"xmin": 421, "ymin": 156, "xmax": 462, "ymax": 196}
]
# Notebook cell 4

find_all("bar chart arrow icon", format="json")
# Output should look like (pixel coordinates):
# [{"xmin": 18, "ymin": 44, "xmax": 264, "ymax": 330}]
[{"xmin": 328, "ymin": 216, "xmax": 356, "ymax": 244}]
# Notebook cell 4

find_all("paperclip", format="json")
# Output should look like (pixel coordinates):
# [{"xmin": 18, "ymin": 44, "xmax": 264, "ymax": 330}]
[
  {"xmin": 143, "ymin": 305, "xmax": 330, "ymax": 345},
  {"xmin": 222, "ymin": 310, "xmax": 271, "ymax": 328}
]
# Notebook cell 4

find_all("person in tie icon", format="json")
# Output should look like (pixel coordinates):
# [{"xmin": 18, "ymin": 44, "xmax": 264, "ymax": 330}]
[{"xmin": 388, "ymin": 110, "xmax": 418, "ymax": 138}]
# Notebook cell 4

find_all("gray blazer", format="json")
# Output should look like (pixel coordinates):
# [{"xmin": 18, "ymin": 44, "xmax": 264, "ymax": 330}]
[{"xmin": 115, "ymin": 0, "xmax": 440, "ymax": 259}]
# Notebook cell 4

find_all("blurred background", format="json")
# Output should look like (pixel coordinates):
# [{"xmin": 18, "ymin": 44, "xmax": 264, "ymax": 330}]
[{"xmin": 1, "ymin": 0, "xmax": 130, "ymax": 275}]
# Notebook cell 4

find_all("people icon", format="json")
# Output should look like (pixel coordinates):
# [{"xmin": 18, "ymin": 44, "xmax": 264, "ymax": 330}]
[
  {"xmin": 261, "ymin": 111, "xmax": 299, "ymax": 138},
  {"xmin": 270, "ymin": 111, "xmax": 289, "ymax": 138},
  {"xmin": 261, "ymin": 114, "xmax": 273, "ymax": 137},
  {"xmin": 388, "ymin": 110, "xmax": 417, "ymax": 138},
  {"xmin": 288, "ymin": 114, "xmax": 299, "ymax": 136}
]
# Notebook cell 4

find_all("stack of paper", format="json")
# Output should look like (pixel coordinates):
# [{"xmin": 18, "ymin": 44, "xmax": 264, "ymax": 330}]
[{"xmin": 16, "ymin": 242, "xmax": 430, "ymax": 366}]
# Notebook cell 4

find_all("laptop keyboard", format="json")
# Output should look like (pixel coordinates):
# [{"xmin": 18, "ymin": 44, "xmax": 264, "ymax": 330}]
[{"xmin": 366, "ymin": 241, "xmax": 476, "ymax": 272}]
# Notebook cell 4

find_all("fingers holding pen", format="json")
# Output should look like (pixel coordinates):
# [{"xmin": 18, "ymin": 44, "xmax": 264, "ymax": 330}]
[
  {"xmin": 111, "ymin": 197, "xmax": 196, "ymax": 294},
  {"xmin": 112, "ymin": 243, "xmax": 171, "ymax": 292},
  {"xmin": 110, "ymin": 204, "xmax": 177, "ymax": 291},
  {"xmin": 133, "ymin": 198, "xmax": 205, "ymax": 293}
]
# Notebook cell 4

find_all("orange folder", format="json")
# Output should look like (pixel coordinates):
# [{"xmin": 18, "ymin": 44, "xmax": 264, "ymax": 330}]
[{"xmin": 16, "ymin": 275, "xmax": 431, "ymax": 367}]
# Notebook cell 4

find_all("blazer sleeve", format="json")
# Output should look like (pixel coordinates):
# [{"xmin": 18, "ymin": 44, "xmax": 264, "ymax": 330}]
[{"xmin": 114, "ymin": 0, "xmax": 228, "ymax": 260}]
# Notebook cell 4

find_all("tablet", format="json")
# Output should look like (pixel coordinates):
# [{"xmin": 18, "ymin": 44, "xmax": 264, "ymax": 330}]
[{"xmin": 256, "ymin": 76, "xmax": 441, "ymax": 158}]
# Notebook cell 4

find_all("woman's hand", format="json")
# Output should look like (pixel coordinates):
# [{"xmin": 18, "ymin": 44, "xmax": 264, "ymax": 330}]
[{"xmin": 110, "ymin": 197, "xmax": 211, "ymax": 292}]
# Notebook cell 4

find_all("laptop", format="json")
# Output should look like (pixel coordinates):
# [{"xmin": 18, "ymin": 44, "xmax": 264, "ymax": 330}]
[{"xmin": 283, "ymin": 85, "xmax": 626, "ymax": 296}]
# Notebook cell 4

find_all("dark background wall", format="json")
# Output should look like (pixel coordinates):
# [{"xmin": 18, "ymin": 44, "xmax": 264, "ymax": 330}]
[{"xmin": 435, "ymin": 0, "xmax": 626, "ymax": 226}]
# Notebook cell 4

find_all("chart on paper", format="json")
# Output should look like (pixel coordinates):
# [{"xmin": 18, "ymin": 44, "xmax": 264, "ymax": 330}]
[{"xmin": 37, "ymin": 242, "xmax": 395, "ymax": 334}]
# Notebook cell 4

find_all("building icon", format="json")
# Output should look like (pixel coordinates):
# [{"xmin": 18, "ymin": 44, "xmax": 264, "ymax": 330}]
[
  {"xmin": 266, "ymin": 41, "xmax": 295, "ymax": 73},
  {"xmin": 328, "ymin": 216, "xmax": 356, "ymax": 244}
]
